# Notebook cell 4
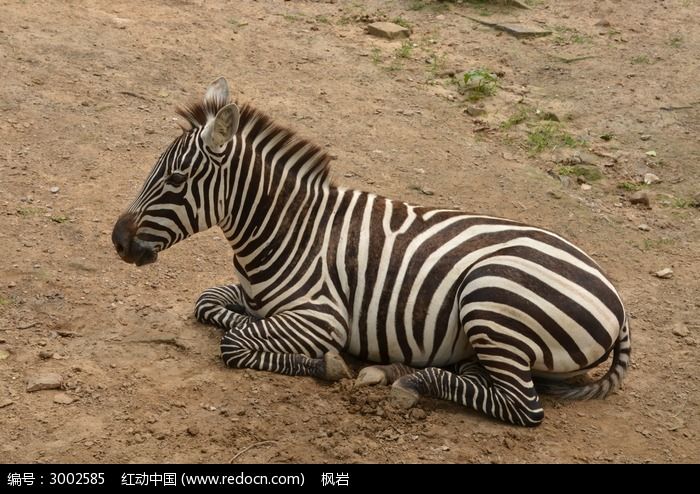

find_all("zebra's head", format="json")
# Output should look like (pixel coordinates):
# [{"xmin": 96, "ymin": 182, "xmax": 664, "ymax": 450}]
[{"xmin": 112, "ymin": 77, "xmax": 239, "ymax": 266}]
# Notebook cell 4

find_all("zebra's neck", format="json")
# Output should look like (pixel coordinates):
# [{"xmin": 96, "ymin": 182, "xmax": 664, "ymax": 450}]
[{"xmin": 217, "ymin": 107, "xmax": 334, "ymax": 274}]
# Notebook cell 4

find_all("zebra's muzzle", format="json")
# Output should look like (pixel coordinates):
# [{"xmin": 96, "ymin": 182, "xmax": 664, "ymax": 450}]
[{"xmin": 112, "ymin": 213, "xmax": 159, "ymax": 266}]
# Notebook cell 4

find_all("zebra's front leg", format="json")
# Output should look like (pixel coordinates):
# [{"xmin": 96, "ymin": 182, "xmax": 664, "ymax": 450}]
[
  {"xmin": 195, "ymin": 284, "xmax": 258, "ymax": 331},
  {"xmin": 220, "ymin": 312, "xmax": 353, "ymax": 381}
]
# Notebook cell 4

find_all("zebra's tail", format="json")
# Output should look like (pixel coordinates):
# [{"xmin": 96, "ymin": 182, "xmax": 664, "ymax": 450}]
[{"xmin": 535, "ymin": 316, "xmax": 632, "ymax": 400}]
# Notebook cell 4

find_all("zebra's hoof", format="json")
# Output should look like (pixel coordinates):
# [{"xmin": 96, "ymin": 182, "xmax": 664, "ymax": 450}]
[
  {"xmin": 323, "ymin": 351, "xmax": 353, "ymax": 381},
  {"xmin": 355, "ymin": 366, "xmax": 388, "ymax": 387},
  {"xmin": 391, "ymin": 379, "xmax": 421, "ymax": 409}
]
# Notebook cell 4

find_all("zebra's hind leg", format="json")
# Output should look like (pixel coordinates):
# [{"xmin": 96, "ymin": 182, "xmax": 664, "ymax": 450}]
[
  {"xmin": 354, "ymin": 363, "xmax": 418, "ymax": 387},
  {"xmin": 195, "ymin": 284, "xmax": 258, "ymax": 331},
  {"xmin": 391, "ymin": 348, "xmax": 544, "ymax": 427}
]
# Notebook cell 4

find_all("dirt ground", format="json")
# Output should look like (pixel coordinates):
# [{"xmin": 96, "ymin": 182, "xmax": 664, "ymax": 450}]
[{"xmin": 1, "ymin": 0, "xmax": 698, "ymax": 464}]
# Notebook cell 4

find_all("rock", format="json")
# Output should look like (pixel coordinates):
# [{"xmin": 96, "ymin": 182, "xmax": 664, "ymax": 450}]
[
  {"xmin": 186, "ymin": 426, "xmax": 199, "ymax": 437},
  {"xmin": 576, "ymin": 151, "xmax": 599, "ymax": 166},
  {"xmin": 637, "ymin": 223, "xmax": 651, "ymax": 231},
  {"xmin": 0, "ymin": 349, "xmax": 9, "ymax": 360},
  {"xmin": 409, "ymin": 408, "xmax": 427, "ymax": 420},
  {"xmin": 39, "ymin": 350, "xmax": 53, "ymax": 360},
  {"xmin": 640, "ymin": 134, "xmax": 651, "ymax": 141},
  {"xmin": 464, "ymin": 104, "xmax": 486, "ymax": 117},
  {"xmin": 595, "ymin": 19, "xmax": 611, "ymax": 27},
  {"xmin": 111, "ymin": 16, "xmax": 130, "ymax": 29},
  {"xmin": 49, "ymin": 186, "xmax": 60, "ymax": 194},
  {"xmin": 26, "ymin": 373, "xmax": 63, "ymax": 392},
  {"xmin": 469, "ymin": 18, "xmax": 551, "ymax": 38},
  {"xmin": 541, "ymin": 112, "xmax": 560, "ymax": 122},
  {"xmin": 671, "ymin": 323, "xmax": 689, "ymax": 338},
  {"xmin": 580, "ymin": 183, "xmax": 592, "ymax": 191},
  {"xmin": 692, "ymin": 192, "xmax": 700, "ymax": 207},
  {"xmin": 653, "ymin": 268, "xmax": 673, "ymax": 279},
  {"xmin": 56, "ymin": 330, "xmax": 78, "ymax": 338},
  {"xmin": 503, "ymin": 437, "xmax": 516, "ymax": 449},
  {"xmin": 367, "ymin": 22, "xmax": 410, "ymax": 40},
  {"xmin": 0, "ymin": 399, "xmax": 14, "ymax": 409},
  {"xmin": 53, "ymin": 392, "xmax": 75, "ymax": 405},
  {"xmin": 630, "ymin": 191, "xmax": 651, "ymax": 207},
  {"xmin": 643, "ymin": 173, "xmax": 660, "ymax": 184},
  {"xmin": 547, "ymin": 190, "xmax": 563, "ymax": 199},
  {"xmin": 645, "ymin": 150, "xmax": 657, "ymax": 157}
]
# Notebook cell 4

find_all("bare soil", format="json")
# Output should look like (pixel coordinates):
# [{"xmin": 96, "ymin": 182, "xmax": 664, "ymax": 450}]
[{"xmin": 1, "ymin": 0, "xmax": 698, "ymax": 464}]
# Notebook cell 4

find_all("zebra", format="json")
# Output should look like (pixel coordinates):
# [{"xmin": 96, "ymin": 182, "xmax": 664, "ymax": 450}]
[{"xmin": 112, "ymin": 77, "xmax": 631, "ymax": 427}]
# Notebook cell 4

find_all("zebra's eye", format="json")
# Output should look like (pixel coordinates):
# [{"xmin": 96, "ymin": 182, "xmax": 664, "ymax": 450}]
[{"xmin": 165, "ymin": 172, "xmax": 188, "ymax": 186}]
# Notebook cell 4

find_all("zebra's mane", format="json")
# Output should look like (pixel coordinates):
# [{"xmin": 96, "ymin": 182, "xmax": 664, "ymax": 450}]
[{"xmin": 176, "ymin": 98, "xmax": 332, "ymax": 180}]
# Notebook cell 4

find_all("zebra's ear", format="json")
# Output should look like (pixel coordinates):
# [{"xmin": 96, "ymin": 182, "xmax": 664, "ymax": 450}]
[
  {"xmin": 205, "ymin": 77, "xmax": 229, "ymax": 103},
  {"xmin": 203, "ymin": 103, "xmax": 240, "ymax": 150}
]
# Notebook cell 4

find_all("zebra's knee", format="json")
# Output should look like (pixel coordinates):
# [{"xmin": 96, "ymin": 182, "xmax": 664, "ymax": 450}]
[
  {"xmin": 194, "ymin": 286, "xmax": 238, "ymax": 323},
  {"xmin": 194, "ymin": 292, "xmax": 216, "ymax": 324}
]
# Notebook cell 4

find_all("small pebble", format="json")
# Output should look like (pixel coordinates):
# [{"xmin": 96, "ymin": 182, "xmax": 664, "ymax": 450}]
[
  {"xmin": 653, "ymin": 268, "xmax": 673, "ymax": 279},
  {"xmin": 671, "ymin": 323, "xmax": 689, "ymax": 338},
  {"xmin": 643, "ymin": 173, "xmax": 660, "ymax": 185},
  {"xmin": 49, "ymin": 186, "xmax": 60, "ymax": 194},
  {"xmin": 630, "ymin": 191, "xmax": 651, "ymax": 207},
  {"xmin": 26, "ymin": 373, "xmax": 63, "ymax": 392},
  {"xmin": 53, "ymin": 392, "xmax": 75, "ymax": 405}
]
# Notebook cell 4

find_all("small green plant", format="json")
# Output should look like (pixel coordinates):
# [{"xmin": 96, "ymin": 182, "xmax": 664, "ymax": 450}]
[
  {"xmin": 426, "ymin": 52, "xmax": 447, "ymax": 78},
  {"xmin": 670, "ymin": 197, "xmax": 695, "ymax": 208},
  {"xmin": 395, "ymin": 40, "xmax": 413, "ymax": 59},
  {"xmin": 371, "ymin": 48, "xmax": 382, "ymax": 65},
  {"xmin": 0, "ymin": 296, "xmax": 10, "ymax": 305},
  {"xmin": 617, "ymin": 181, "xmax": 644, "ymax": 192},
  {"xmin": 553, "ymin": 26, "xmax": 589, "ymax": 45},
  {"xmin": 460, "ymin": 68, "xmax": 497, "ymax": 101},
  {"xmin": 50, "ymin": 215, "xmax": 70, "ymax": 223},
  {"xmin": 315, "ymin": 15, "xmax": 331, "ymax": 24},
  {"xmin": 283, "ymin": 13, "xmax": 304, "ymax": 22},
  {"xmin": 228, "ymin": 18, "xmax": 250, "ymax": 29},
  {"xmin": 527, "ymin": 122, "xmax": 582, "ymax": 154},
  {"xmin": 631, "ymin": 55, "xmax": 651, "ymax": 65},
  {"xmin": 393, "ymin": 17, "xmax": 411, "ymax": 29},
  {"xmin": 501, "ymin": 107, "xmax": 531, "ymax": 130},
  {"xmin": 669, "ymin": 35, "xmax": 683, "ymax": 48},
  {"xmin": 16, "ymin": 207, "xmax": 42, "ymax": 217},
  {"xmin": 556, "ymin": 165, "xmax": 602, "ymax": 182},
  {"xmin": 642, "ymin": 237, "xmax": 674, "ymax": 251}
]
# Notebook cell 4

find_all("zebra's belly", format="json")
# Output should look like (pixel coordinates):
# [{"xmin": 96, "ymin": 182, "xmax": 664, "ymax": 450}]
[{"xmin": 346, "ymin": 302, "xmax": 474, "ymax": 368}]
